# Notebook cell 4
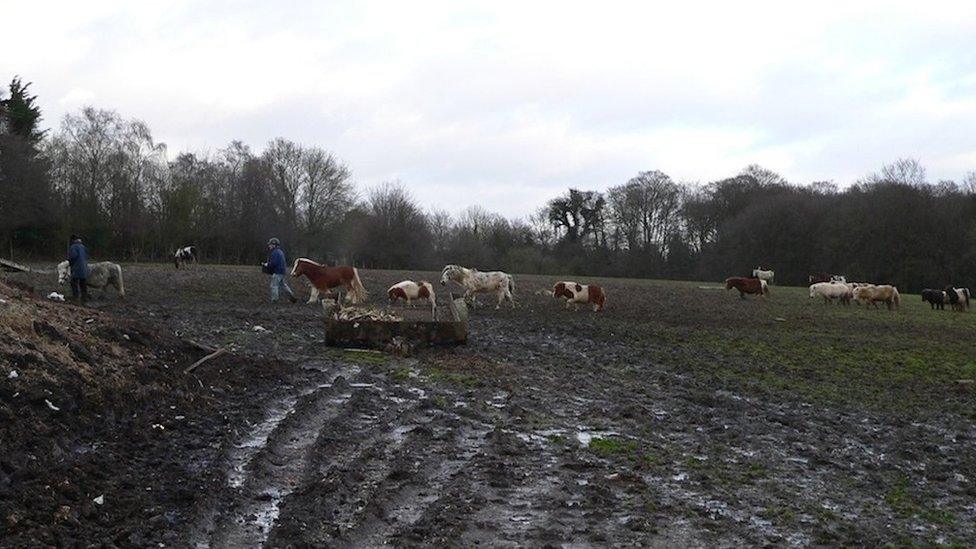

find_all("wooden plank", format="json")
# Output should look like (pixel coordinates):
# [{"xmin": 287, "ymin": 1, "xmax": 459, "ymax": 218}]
[{"xmin": 0, "ymin": 258, "xmax": 32, "ymax": 273}]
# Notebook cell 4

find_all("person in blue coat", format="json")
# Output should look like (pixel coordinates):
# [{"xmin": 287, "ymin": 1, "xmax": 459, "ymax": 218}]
[
  {"xmin": 67, "ymin": 234, "xmax": 89, "ymax": 302},
  {"xmin": 264, "ymin": 237, "xmax": 297, "ymax": 304}
]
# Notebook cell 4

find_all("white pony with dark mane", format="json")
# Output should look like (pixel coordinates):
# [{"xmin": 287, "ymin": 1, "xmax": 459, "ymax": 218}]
[
  {"xmin": 440, "ymin": 264, "xmax": 515, "ymax": 308},
  {"xmin": 57, "ymin": 261, "xmax": 125, "ymax": 299},
  {"xmin": 752, "ymin": 268, "xmax": 774, "ymax": 284}
]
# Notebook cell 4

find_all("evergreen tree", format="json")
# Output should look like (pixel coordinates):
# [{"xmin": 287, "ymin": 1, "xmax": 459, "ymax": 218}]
[{"xmin": 1, "ymin": 77, "xmax": 45, "ymax": 145}]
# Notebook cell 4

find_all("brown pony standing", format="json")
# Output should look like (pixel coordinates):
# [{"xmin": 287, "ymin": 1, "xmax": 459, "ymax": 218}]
[
  {"xmin": 291, "ymin": 258, "xmax": 368, "ymax": 306},
  {"xmin": 725, "ymin": 277, "xmax": 769, "ymax": 299}
]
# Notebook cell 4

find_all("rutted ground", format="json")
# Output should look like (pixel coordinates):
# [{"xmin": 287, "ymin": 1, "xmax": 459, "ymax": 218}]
[{"xmin": 5, "ymin": 264, "xmax": 976, "ymax": 546}]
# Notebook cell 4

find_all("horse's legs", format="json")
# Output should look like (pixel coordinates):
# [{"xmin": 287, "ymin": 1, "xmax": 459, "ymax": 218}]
[{"xmin": 307, "ymin": 286, "xmax": 320, "ymax": 304}]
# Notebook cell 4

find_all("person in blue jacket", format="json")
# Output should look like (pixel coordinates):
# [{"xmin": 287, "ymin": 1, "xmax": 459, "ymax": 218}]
[
  {"xmin": 67, "ymin": 234, "xmax": 89, "ymax": 302},
  {"xmin": 265, "ymin": 237, "xmax": 297, "ymax": 304}
]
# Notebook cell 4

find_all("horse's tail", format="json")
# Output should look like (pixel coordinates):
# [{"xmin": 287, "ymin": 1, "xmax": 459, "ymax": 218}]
[
  {"xmin": 349, "ymin": 267, "xmax": 368, "ymax": 304},
  {"xmin": 762, "ymin": 279, "xmax": 770, "ymax": 297},
  {"xmin": 964, "ymin": 288, "xmax": 971, "ymax": 309},
  {"xmin": 174, "ymin": 254, "xmax": 180, "ymax": 269},
  {"xmin": 892, "ymin": 287, "xmax": 900, "ymax": 309},
  {"xmin": 115, "ymin": 264, "xmax": 126, "ymax": 299},
  {"xmin": 508, "ymin": 275, "xmax": 515, "ymax": 296}
]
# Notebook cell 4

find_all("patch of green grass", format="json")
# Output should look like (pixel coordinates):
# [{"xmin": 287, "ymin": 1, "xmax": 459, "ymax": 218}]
[
  {"xmin": 425, "ymin": 367, "xmax": 478, "ymax": 387},
  {"xmin": 588, "ymin": 436, "xmax": 638, "ymax": 456},
  {"xmin": 547, "ymin": 434, "xmax": 567, "ymax": 445},
  {"xmin": 884, "ymin": 475, "xmax": 911, "ymax": 512},
  {"xmin": 760, "ymin": 505, "xmax": 796, "ymax": 524},
  {"xmin": 391, "ymin": 365, "xmax": 412, "ymax": 381}
]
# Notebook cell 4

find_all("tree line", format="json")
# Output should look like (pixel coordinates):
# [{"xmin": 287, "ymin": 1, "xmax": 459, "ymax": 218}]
[{"xmin": 2, "ymin": 77, "xmax": 976, "ymax": 291}]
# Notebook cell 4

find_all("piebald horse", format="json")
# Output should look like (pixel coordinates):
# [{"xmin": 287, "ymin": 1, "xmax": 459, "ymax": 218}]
[{"xmin": 290, "ymin": 258, "xmax": 368, "ymax": 307}]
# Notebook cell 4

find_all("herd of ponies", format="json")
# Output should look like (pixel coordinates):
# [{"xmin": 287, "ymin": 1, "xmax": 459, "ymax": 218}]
[
  {"xmin": 724, "ymin": 267, "xmax": 971, "ymax": 312},
  {"xmin": 53, "ymin": 250, "xmax": 970, "ymax": 315}
]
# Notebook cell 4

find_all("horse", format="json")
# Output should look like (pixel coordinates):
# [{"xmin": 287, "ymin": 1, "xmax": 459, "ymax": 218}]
[
  {"xmin": 921, "ymin": 289, "xmax": 948, "ymax": 310},
  {"xmin": 945, "ymin": 286, "xmax": 971, "ymax": 312},
  {"xmin": 552, "ymin": 281, "xmax": 606, "ymax": 311},
  {"xmin": 830, "ymin": 275, "xmax": 847, "ymax": 284},
  {"xmin": 809, "ymin": 282, "xmax": 852, "ymax": 305},
  {"xmin": 57, "ymin": 261, "xmax": 125, "ymax": 299},
  {"xmin": 808, "ymin": 273, "xmax": 831, "ymax": 284},
  {"xmin": 752, "ymin": 268, "xmax": 774, "ymax": 284},
  {"xmin": 440, "ymin": 264, "xmax": 515, "ymax": 308},
  {"xmin": 174, "ymin": 246, "xmax": 197, "ymax": 269},
  {"xmin": 290, "ymin": 258, "xmax": 368, "ymax": 307},
  {"xmin": 725, "ymin": 277, "xmax": 768, "ymax": 299},
  {"xmin": 388, "ymin": 280, "xmax": 437, "ymax": 317},
  {"xmin": 852, "ymin": 285, "xmax": 900, "ymax": 310}
]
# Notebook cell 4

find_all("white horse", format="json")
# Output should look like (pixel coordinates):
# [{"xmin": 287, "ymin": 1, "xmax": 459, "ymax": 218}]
[
  {"xmin": 809, "ymin": 282, "xmax": 851, "ymax": 305},
  {"xmin": 752, "ymin": 268, "xmax": 774, "ymax": 283},
  {"xmin": 440, "ymin": 264, "xmax": 515, "ymax": 309},
  {"xmin": 57, "ymin": 261, "xmax": 126, "ymax": 299}
]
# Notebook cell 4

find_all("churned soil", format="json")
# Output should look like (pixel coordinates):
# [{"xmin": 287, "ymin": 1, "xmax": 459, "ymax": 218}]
[{"xmin": 2, "ymin": 264, "xmax": 975, "ymax": 547}]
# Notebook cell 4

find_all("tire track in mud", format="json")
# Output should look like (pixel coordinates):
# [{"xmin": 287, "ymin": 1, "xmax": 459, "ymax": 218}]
[
  {"xmin": 266, "ymin": 372, "xmax": 496, "ymax": 546},
  {"xmin": 193, "ymin": 362, "xmax": 361, "ymax": 548}
]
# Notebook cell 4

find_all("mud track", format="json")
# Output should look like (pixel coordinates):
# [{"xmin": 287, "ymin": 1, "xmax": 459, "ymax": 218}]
[{"xmin": 9, "ymin": 264, "xmax": 976, "ymax": 546}]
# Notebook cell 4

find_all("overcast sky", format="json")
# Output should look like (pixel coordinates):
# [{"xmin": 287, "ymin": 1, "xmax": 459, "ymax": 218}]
[{"xmin": 4, "ymin": 1, "xmax": 976, "ymax": 217}]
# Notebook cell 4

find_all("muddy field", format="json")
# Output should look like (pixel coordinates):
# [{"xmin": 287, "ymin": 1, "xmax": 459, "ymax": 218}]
[{"xmin": 4, "ymin": 264, "xmax": 976, "ymax": 547}]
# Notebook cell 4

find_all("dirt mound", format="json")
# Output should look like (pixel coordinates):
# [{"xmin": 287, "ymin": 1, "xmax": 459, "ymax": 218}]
[{"xmin": 0, "ymin": 279, "xmax": 287, "ymax": 546}]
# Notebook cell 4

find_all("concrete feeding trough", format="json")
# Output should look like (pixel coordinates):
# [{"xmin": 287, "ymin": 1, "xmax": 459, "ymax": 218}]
[{"xmin": 324, "ymin": 291, "xmax": 468, "ymax": 350}]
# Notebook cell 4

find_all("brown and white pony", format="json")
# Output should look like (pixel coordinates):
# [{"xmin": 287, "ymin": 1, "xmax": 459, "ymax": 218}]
[
  {"xmin": 725, "ymin": 277, "xmax": 768, "ymax": 299},
  {"xmin": 440, "ymin": 264, "xmax": 515, "ymax": 308},
  {"xmin": 291, "ymin": 258, "xmax": 368, "ymax": 306},
  {"xmin": 552, "ymin": 281, "xmax": 606, "ymax": 311},
  {"xmin": 388, "ymin": 280, "xmax": 437, "ymax": 316}
]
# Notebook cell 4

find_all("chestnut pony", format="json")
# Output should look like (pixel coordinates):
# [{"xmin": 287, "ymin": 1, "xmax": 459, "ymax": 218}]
[
  {"xmin": 725, "ymin": 277, "xmax": 769, "ymax": 299},
  {"xmin": 291, "ymin": 258, "xmax": 368, "ymax": 305}
]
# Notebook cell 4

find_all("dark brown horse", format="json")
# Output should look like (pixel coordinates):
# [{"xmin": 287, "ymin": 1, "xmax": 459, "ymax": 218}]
[
  {"xmin": 291, "ymin": 258, "xmax": 368, "ymax": 305},
  {"xmin": 725, "ymin": 277, "xmax": 769, "ymax": 299}
]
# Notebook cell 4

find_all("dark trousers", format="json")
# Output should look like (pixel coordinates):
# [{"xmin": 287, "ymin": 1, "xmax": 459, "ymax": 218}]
[{"xmin": 71, "ymin": 277, "xmax": 88, "ymax": 301}]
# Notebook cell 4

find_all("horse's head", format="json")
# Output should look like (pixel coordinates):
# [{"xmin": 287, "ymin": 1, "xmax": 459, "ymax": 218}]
[
  {"xmin": 56, "ymin": 261, "xmax": 70, "ymax": 285},
  {"xmin": 290, "ymin": 259, "xmax": 305, "ymax": 277},
  {"xmin": 725, "ymin": 277, "xmax": 734, "ymax": 290},
  {"xmin": 440, "ymin": 265, "xmax": 460, "ymax": 286}
]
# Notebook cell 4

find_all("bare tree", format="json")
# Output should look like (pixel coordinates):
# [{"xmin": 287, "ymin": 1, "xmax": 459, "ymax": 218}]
[
  {"xmin": 300, "ymin": 146, "xmax": 352, "ymax": 233},
  {"xmin": 740, "ymin": 164, "xmax": 787, "ymax": 186},
  {"xmin": 961, "ymin": 170, "xmax": 976, "ymax": 195}
]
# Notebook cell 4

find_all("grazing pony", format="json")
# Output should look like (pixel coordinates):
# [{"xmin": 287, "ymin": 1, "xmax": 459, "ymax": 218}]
[
  {"xmin": 921, "ymin": 289, "xmax": 948, "ymax": 310},
  {"xmin": 57, "ymin": 261, "xmax": 125, "ymax": 299},
  {"xmin": 388, "ymin": 280, "xmax": 437, "ymax": 316},
  {"xmin": 852, "ymin": 285, "xmax": 900, "ymax": 310},
  {"xmin": 809, "ymin": 282, "xmax": 852, "ymax": 305},
  {"xmin": 174, "ymin": 246, "xmax": 197, "ymax": 269},
  {"xmin": 440, "ymin": 264, "xmax": 515, "ymax": 308},
  {"xmin": 752, "ymin": 268, "xmax": 774, "ymax": 284},
  {"xmin": 944, "ymin": 286, "xmax": 971, "ymax": 311},
  {"xmin": 290, "ymin": 258, "xmax": 368, "ymax": 306},
  {"xmin": 552, "ymin": 281, "xmax": 606, "ymax": 311},
  {"xmin": 725, "ymin": 277, "xmax": 769, "ymax": 299}
]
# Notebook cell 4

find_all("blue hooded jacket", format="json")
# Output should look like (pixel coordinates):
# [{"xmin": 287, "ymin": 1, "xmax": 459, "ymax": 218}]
[
  {"xmin": 267, "ymin": 247, "xmax": 287, "ymax": 275},
  {"xmin": 68, "ymin": 241, "xmax": 89, "ymax": 279}
]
